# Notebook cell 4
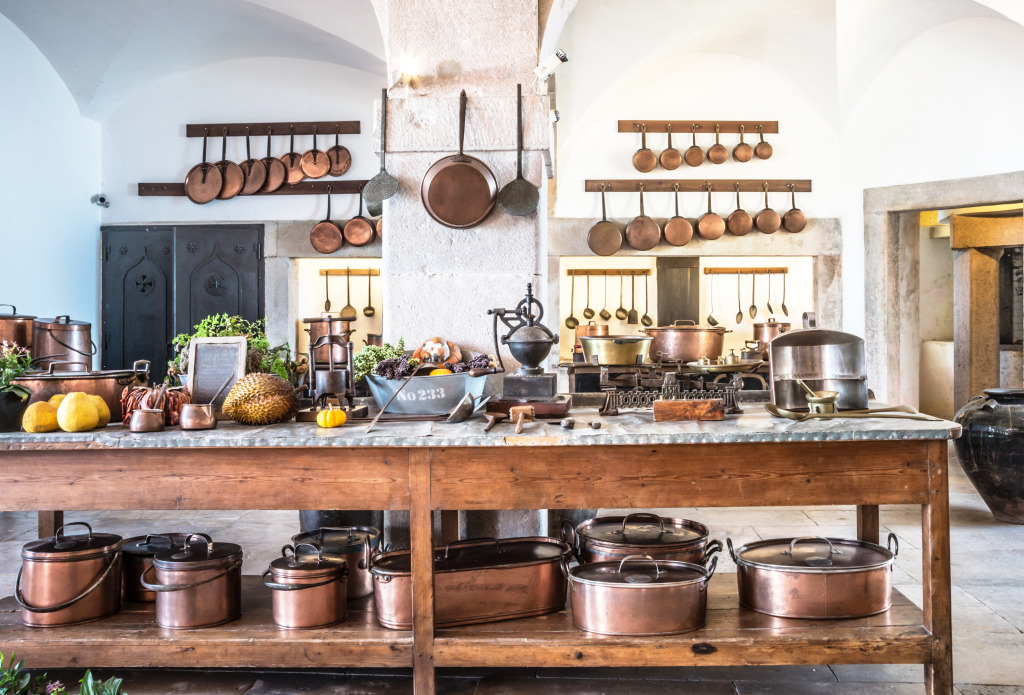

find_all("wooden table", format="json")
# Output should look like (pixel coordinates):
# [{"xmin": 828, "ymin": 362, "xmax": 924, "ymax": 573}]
[{"xmin": 0, "ymin": 411, "xmax": 958, "ymax": 694}]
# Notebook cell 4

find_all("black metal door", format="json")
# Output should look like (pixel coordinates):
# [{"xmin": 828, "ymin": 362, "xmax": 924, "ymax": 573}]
[
  {"xmin": 174, "ymin": 225, "xmax": 264, "ymax": 336},
  {"xmin": 100, "ymin": 227, "xmax": 175, "ymax": 383}
]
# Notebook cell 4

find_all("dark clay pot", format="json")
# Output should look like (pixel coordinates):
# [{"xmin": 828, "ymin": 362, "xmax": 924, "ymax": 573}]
[
  {"xmin": 954, "ymin": 388, "xmax": 1024, "ymax": 524},
  {"xmin": 0, "ymin": 390, "xmax": 30, "ymax": 432}
]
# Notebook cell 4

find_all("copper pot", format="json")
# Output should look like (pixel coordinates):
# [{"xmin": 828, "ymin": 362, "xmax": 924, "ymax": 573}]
[
  {"xmin": 303, "ymin": 316, "xmax": 352, "ymax": 364},
  {"xmin": 370, "ymin": 536, "xmax": 571, "ymax": 630},
  {"xmin": 0, "ymin": 304, "xmax": 35, "ymax": 348},
  {"xmin": 16, "ymin": 522, "xmax": 123, "ymax": 627},
  {"xmin": 566, "ymin": 513, "xmax": 720, "ymax": 567},
  {"xmin": 122, "ymin": 533, "xmax": 198, "ymax": 602},
  {"xmin": 570, "ymin": 554, "xmax": 717, "ymax": 636},
  {"xmin": 643, "ymin": 320, "xmax": 728, "ymax": 364},
  {"xmin": 32, "ymin": 316, "xmax": 95, "ymax": 370},
  {"xmin": 573, "ymin": 321, "xmax": 608, "ymax": 354},
  {"xmin": 751, "ymin": 318, "xmax": 790, "ymax": 358},
  {"xmin": 140, "ymin": 534, "xmax": 243, "ymax": 629},
  {"xmin": 728, "ymin": 535, "xmax": 898, "ymax": 619},
  {"xmin": 291, "ymin": 526, "xmax": 379, "ymax": 599},
  {"xmin": 263, "ymin": 543, "xmax": 347, "ymax": 629},
  {"xmin": 15, "ymin": 360, "xmax": 150, "ymax": 420}
]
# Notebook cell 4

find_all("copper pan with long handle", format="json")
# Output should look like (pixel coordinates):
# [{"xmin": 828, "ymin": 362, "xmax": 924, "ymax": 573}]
[{"xmin": 238, "ymin": 127, "xmax": 267, "ymax": 195}]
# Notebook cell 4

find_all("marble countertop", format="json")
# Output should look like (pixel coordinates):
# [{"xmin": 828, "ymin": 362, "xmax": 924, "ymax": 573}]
[{"xmin": 0, "ymin": 405, "xmax": 960, "ymax": 450}]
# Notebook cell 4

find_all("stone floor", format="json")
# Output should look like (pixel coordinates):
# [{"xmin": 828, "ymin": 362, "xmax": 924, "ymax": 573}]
[{"xmin": 1, "ymin": 444, "xmax": 1022, "ymax": 695}]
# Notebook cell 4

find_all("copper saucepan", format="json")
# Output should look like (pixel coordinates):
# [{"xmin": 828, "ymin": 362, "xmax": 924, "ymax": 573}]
[
  {"xmin": 755, "ymin": 124, "xmax": 773, "ymax": 160},
  {"xmin": 695, "ymin": 183, "xmax": 725, "ymax": 239},
  {"xmin": 733, "ymin": 124, "xmax": 753, "ymax": 162},
  {"xmin": 327, "ymin": 124, "xmax": 352, "ymax": 177},
  {"xmin": 261, "ymin": 128, "xmax": 287, "ymax": 193},
  {"xmin": 587, "ymin": 184, "xmax": 623, "ymax": 256},
  {"xmin": 754, "ymin": 182, "xmax": 781, "ymax": 234},
  {"xmin": 301, "ymin": 125, "xmax": 331, "ymax": 179},
  {"xmin": 310, "ymin": 186, "xmax": 344, "ymax": 254},
  {"xmin": 684, "ymin": 124, "xmax": 704, "ymax": 167},
  {"xmin": 214, "ymin": 127, "xmax": 245, "ymax": 200},
  {"xmin": 783, "ymin": 183, "xmax": 807, "ymax": 233},
  {"xmin": 238, "ymin": 127, "xmax": 267, "ymax": 195},
  {"xmin": 624, "ymin": 184, "xmax": 660, "ymax": 251},
  {"xmin": 632, "ymin": 124, "xmax": 657, "ymax": 173},
  {"xmin": 663, "ymin": 183, "xmax": 693, "ymax": 247},
  {"xmin": 726, "ymin": 183, "xmax": 753, "ymax": 236},
  {"xmin": 281, "ymin": 127, "xmax": 305, "ymax": 185},
  {"xmin": 707, "ymin": 124, "xmax": 728, "ymax": 164},
  {"xmin": 343, "ymin": 185, "xmax": 375, "ymax": 247},
  {"xmin": 183, "ymin": 129, "xmax": 223, "ymax": 204},
  {"xmin": 659, "ymin": 124, "xmax": 681, "ymax": 170}
]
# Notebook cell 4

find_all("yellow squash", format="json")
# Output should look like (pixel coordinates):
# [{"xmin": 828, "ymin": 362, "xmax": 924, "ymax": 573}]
[{"xmin": 316, "ymin": 405, "xmax": 347, "ymax": 428}]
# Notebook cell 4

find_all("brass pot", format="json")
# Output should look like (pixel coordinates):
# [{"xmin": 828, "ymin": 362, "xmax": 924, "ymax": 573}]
[
  {"xmin": 570, "ymin": 554, "xmax": 716, "ymax": 636},
  {"xmin": 728, "ymin": 535, "xmax": 898, "ymax": 619},
  {"xmin": 579, "ymin": 335, "xmax": 652, "ymax": 366},
  {"xmin": 0, "ymin": 304, "xmax": 35, "ymax": 349},
  {"xmin": 262, "ymin": 543, "xmax": 347, "ymax": 630},
  {"xmin": 566, "ymin": 513, "xmax": 720, "ymax": 567},
  {"xmin": 643, "ymin": 321, "xmax": 729, "ymax": 364},
  {"xmin": 15, "ymin": 360, "xmax": 150, "ymax": 420},
  {"xmin": 121, "ymin": 533, "xmax": 197, "ymax": 603},
  {"xmin": 291, "ymin": 526, "xmax": 380, "ymax": 599},
  {"xmin": 16, "ymin": 522, "xmax": 123, "ymax": 627}
]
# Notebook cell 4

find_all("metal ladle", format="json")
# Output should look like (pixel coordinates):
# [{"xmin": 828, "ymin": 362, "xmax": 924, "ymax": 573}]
[
  {"xmin": 749, "ymin": 273, "xmax": 758, "ymax": 319},
  {"xmin": 627, "ymin": 273, "xmax": 639, "ymax": 325},
  {"xmin": 363, "ymin": 270, "xmax": 375, "ymax": 318},
  {"xmin": 767, "ymin": 270, "xmax": 774, "ymax": 315},
  {"xmin": 583, "ymin": 275, "xmax": 595, "ymax": 319},
  {"xmin": 781, "ymin": 271, "xmax": 789, "ymax": 316},
  {"xmin": 324, "ymin": 271, "xmax": 331, "ymax": 312},
  {"xmin": 615, "ymin": 271, "xmax": 628, "ymax": 320},
  {"xmin": 707, "ymin": 274, "xmax": 719, "ymax": 326},
  {"xmin": 599, "ymin": 275, "xmax": 612, "ymax": 321},
  {"xmin": 565, "ymin": 274, "xmax": 579, "ymax": 329},
  {"xmin": 735, "ymin": 273, "xmax": 743, "ymax": 324},
  {"xmin": 641, "ymin": 274, "xmax": 653, "ymax": 327}
]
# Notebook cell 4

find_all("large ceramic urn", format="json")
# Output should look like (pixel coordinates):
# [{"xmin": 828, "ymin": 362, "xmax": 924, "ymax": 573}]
[{"xmin": 954, "ymin": 388, "xmax": 1024, "ymax": 524}]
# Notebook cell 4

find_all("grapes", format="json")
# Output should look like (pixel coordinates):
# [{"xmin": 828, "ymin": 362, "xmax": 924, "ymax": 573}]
[
  {"xmin": 374, "ymin": 354, "xmax": 419, "ymax": 380},
  {"xmin": 444, "ymin": 354, "xmax": 492, "ymax": 373}
]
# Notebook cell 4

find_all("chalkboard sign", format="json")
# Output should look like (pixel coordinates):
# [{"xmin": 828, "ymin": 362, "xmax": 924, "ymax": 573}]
[{"xmin": 186, "ymin": 337, "xmax": 247, "ymax": 417}]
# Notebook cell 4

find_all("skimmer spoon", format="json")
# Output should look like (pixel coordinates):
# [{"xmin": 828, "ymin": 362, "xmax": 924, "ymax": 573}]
[
  {"xmin": 749, "ymin": 272, "xmax": 758, "ymax": 319},
  {"xmin": 583, "ymin": 275, "xmax": 595, "ymax": 319},
  {"xmin": 641, "ymin": 274, "xmax": 653, "ymax": 327},
  {"xmin": 707, "ymin": 274, "xmax": 719, "ymax": 326}
]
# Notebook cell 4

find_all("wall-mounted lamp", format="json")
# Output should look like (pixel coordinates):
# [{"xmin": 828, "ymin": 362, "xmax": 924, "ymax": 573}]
[
  {"xmin": 534, "ymin": 49, "xmax": 568, "ymax": 81},
  {"xmin": 390, "ymin": 69, "xmax": 422, "ymax": 91}
]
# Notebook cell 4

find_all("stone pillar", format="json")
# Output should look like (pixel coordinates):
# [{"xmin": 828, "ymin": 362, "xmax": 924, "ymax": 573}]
[{"xmin": 952, "ymin": 247, "xmax": 1001, "ymax": 410}]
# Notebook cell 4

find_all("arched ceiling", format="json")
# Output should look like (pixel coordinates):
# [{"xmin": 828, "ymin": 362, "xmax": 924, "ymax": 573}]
[{"xmin": 0, "ymin": 0, "xmax": 385, "ymax": 120}]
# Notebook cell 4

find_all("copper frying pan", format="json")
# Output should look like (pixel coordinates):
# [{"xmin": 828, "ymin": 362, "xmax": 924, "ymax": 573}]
[
  {"xmin": 310, "ymin": 185, "xmax": 344, "ymax": 254},
  {"xmin": 214, "ymin": 128, "xmax": 245, "ymax": 200},
  {"xmin": 632, "ymin": 124, "xmax": 657, "ymax": 173},
  {"xmin": 754, "ymin": 182, "xmax": 781, "ymax": 234},
  {"xmin": 782, "ymin": 183, "xmax": 807, "ymax": 233},
  {"xmin": 184, "ymin": 129, "xmax": 223, "ymax": 204},
  {"xmin": 659, "ymin": 124, "xmax": 682, "ymax": 170},
  {"xmin": 726, "ymin": 183, "xmax": 753, "ymax": 236},
  {"xmin": 664, "ymin": 183, "xmax": 693, "ymax": 246},
  {"xmin": 684, "ymin": 124, "xmax": 705, "ymax": 167},
  {"xmin": 343, "ymin": 185, "xmax": 374, "ymax": 247},
  {"xmin": 326, "ymin": 125, "xmax": 352, "ymax": 177},
  {"xmin": 301, "ymin": 126, "xmax": 330, "ymax": 179},
  {"xmin": 695, "ymin": 183, "xmax": 725, "ymax": 239},
  {"xmin": 707, "ymin": 125, "xmax": 728, "ymax": 164},
  {"xmin": 733, "ymin": 125, "xmax": 753, "ymax": 162},
  {"xmin": 421, "ymin": 90, "xmax": 497, "ymax": 228},
  {"xmin": 281, "ymin": 127, "xmax": 305, "ymax": 184},
  {"xmin": 261, "ymin": 129, "xmax": 287, "ymax": 193},
  {"xmin": 624, "ymin": 184, "xmax": 660, "ymax": 251},
  {"xmin": 587, "ymin": 183, "xmax": 623, "ymax": 256},
  {"xmin": 238, "ymin": 127, "xmax": 267, "ymax": 195}
]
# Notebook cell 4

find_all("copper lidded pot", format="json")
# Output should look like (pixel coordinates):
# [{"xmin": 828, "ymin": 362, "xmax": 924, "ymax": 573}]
[
  {"xmin": 121, "ymin": 533, "xmax": 199, "ymax": 603},
  {"xmin": 16, "ymin": 522, "xmax": 124, "ymax": 627},
  {"xmin": 564, "ymin": 513, "xmax": 721, "ymax": 567},
  {"xmin": 262, "ymin": 543, "xmax": 348, "ymax": 629},
  {"xmin": 643, "ymin": 320, "xmax": 729, "ymax": 364},
  {"xmin": 140, "ymin": 534, "xmax": 243, "ymax": 629},
  {"xmin": 0, "ymin": 304, "xmax": 35, "ymax": 349},
  {"xmin": 751, "ymin": 318, "xmax": 790, "ymax": 358},
  {"xmin": 32, "ymin": 316, "xmax": 96, "ymax": 371},
  {"xmin": 291, "ymin": 526, "xmax": 379, "ymax": 599},
  {"xmin": 573, "ymin": 321, "xmax": 608, "ymax": 354},
  {"xmin": 303, "ymin": 315, "xmax": 353, "ymax": 364}
]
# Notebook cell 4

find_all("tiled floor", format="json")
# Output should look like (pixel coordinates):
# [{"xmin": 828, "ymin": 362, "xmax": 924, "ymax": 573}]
[{"xmin": 1, "ymin": 445, "xmax": 1021, "ymax": 694}]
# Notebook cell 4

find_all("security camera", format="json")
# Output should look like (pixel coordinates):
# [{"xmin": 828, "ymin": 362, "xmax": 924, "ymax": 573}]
[
  {"xmin": 534, "ymin": 50, "xmax": 568, "ymax": 81},
  {"xmin": 91, "ymin": 194, "xmax": 110, "ymax": 208}
]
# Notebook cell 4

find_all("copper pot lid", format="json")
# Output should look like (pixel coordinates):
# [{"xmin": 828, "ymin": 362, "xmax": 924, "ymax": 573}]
[
  {"xmin": 22, "ymin": 522, "xmax": 122, "ymax": 560},
  {"xmin": 152, "ymin": 534, "xmax": 242, "ymax": 570},
  {"xmin": 0, "ymin": 304, "xmax": 35, "ymax": 322},
  {"xmin": 753, "ymin": 318, "xmax": 790, "ymax": 329},
  {"xmin": 292, "ymin": 526, "xmax": 379, "ymax": 555},
  {"xmin": 34, "ymin": 316, "xmax": 90, "ymax": 331},
  {"xmin": 578, "ymin": 514, "xmax": 705, "ymax": 547},
  {"xmin": 184, "ymin": 130, "xmax": 224, "ymax": 204},
  {"xmin": 731, "ymin": 535, "xmax": 896, "ymax": 571},
  {"xmin": 270, "ymin": 544, "xmax": 345, "ymax": 579},
  {"xmin": 371, "ymin": 537, "xmax": 569, "ymax": 576},
  {"xmin": 571, "ymin": 556, "xmax": 708, "ymax": 586},
  {"xmin": 301, "ymin": 315, "xmax": 354, "ymax": 325},
  {"xmin": 123, "ymin": 533, "xmax": 195, "ymax": 557}
]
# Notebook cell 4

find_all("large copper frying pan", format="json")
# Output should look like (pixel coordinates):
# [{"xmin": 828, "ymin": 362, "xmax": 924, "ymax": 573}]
[{"xmin": 421, "ymin": 90, "xmax": 497, "ymax": 229}]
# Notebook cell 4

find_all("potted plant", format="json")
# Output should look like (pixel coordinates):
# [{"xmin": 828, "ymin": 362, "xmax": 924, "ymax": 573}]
[{"xmin": 0, "ymin": 341, "xmax": 33, "ymax": 432}]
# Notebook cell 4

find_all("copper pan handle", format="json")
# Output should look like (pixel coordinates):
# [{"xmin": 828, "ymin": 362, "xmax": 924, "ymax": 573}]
[
  {"xmin": 616, "ymin": 554, "xmax": 661, "ymax": 577},
  {"xmin": 444, "ymin": 537, "xmax": 501, "ymax": 561},
  {"xmin": 783, "ymin": 536, "xmax": 841, "ymax": 557},
  {"xmin": 887, "ymin": 532, "xmax": 899, "ymax": 557},
  {"xmin": 560, "ymin": 519, "xmax": 579, "ymax": 558},
  {"xmin": 44, "ymin": 361, "xmax": 90, "ymax": 375},
  {"xmin": 617, "ymin": 512, "xmax": 665, "ymax": 535},
  {"xmin": 727, "ymin": 537, "xmax": 738, "ymax": 562},
  {"xmin": 702, "ymin": 539, "xmax": 723, "ymax": 565},
  {"xmin": 260, "ymin": 566, "xmax": 345, "ymax": 592},
  {"xmin": 55, "ymin": 521, "xmax": 93, "ymax": 546},
  {"xmin": 701, "ymin": 554, "xmax": 719, "ymax": 591},
  {"xmin": 139, "ymin": 559, "xmax": 241, "ymax": 592},
  {"xmin": 0, "ymin": 304, "xmax": 16, "ymax": 315}
]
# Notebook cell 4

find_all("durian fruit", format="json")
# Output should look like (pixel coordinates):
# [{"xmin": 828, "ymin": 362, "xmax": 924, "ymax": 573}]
[{"xmin": 222, "ymin": 373, "xmax": 299, "ymax": 425}]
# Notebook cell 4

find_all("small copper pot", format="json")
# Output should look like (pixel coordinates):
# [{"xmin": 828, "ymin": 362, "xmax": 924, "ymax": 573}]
[
  {"xmin": 121, "ymin": 533, "xmax": 199, "ymax": 602},
  {"xmin": 16, "ymin": 522, "xmax": 123, "ymax": 627},
  {"xmin": 179, "ymin": 403, "xmax": 216, "ymax": 430},
  {"xmin": 141, "ymin": 534, "xmax": 242, "ymax": 629},
  {"xmin": 263, "ymin": 543, "xmax": 347, "ymax": 629},
  {"xmin": 751, "ymin": 318, "xmax": 790, "ymax": 358}
]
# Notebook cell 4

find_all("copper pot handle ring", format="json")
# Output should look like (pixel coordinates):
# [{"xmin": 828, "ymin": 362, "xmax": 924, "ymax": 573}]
[
  {"xmin": 615, "ymin": 512, "xmax": 665, "ymax": 535},
  {"xmin": 139, "ymin": 558, "xmax": 242, "ymax": 592},
  {"xmin": 616, "ymin": 554, "xmax": 661, "ymax": 577}
]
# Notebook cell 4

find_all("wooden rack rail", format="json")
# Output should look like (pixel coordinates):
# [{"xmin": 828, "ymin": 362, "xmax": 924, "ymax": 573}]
[
  {"xmin": 618, "ymin": 120, "xmax": 779, "ymax": 134},
  {"xmin": 584, "ymin": 180, "xmax": 811, "ymax": 193},
  {"xmin": 138, "ymin": 180, "xmax": 369, "ymax": 197},
  {"xmin": 566, "ymin": 269, "xmax": 651, "ymax": 276},
  {"xmin": 319, "ymin": 269, "xmax": 381, "ymax": 277},
  {"xmin": 186, "ymin": 121, "xmax": 360, "ymax": 137},
  {"xmin": 704, "ymin": 267, "xmax": 788, "ymax": 275}
]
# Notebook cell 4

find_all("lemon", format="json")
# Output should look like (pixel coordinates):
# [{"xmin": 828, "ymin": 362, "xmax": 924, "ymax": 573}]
[
  {"xmin": 56, "ymin": 392, "xmax": 99, "ymax": 432},
  {"xmin": 88, "ymin": 395, "xmax": 111, "ymax": 428},
  {"xmin": 47, "ymin": 394, "xmax": 66, "ymax": 408},
  {"xmin": 22, "ymin": 402, "xmax": 59, "ymax": 433},
  {"xmin": 429, "ymin": 368, "xmax": 453, "ymax": 376}
]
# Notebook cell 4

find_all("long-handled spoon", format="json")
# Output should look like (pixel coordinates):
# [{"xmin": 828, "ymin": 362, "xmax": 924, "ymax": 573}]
[
  {"xmin": 599, "ymin": 275, "xmax": 612, "ymax": 321},
  {"xmin": 340, "ymin": 267, "xmax": 357, "ymax": 319},
  {"xmin": 324, "ymin": 271, "xmax": 332, "ymax": 313},
  {"xmin": 627, "ymin": 273, "xmax": 639, "ymax": 324},
  {"xmin": 749, "ymin": 273, "xmax": 758, "ymax": 319},
  {"xmin": 615, "ymin": 271, "xmax": 628, "ymax": 320},
  {"xmin": 781, "ymin": 271, "xmax": 789, "ymax": 316},
  {"xmin": 641, "ymin": 274, "xmax": 653, "ymax": 327},
  {"xmin": 707, "ymin": 274, "xmax": 719, "ymax": 326},
  {"xmin": 765, "ymin": 403, "xmax": 941, "ymax": 422},
  {"xmin": 735, "ymin": 273, "xmax": 743, "ymax": 324},
  {"xmin": 363, "ymin": 270, "xmax": 375, "ymax": 318},
  {"xmin": 583, "ymin": 275, "xmax": 595, "ymax": 319},
  {"xmin": 766, "ymin": 270, "xmax": 774, "ymax": 315},
  {"xmin": 565, "ymin": 274, "xmax": 579, "ymax": 329}
]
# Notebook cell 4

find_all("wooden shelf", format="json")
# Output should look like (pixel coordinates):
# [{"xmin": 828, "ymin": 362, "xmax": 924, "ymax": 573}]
[
  {"xmin": 320, "ymin": 269, "xmax": 381, "ymax": 277},
  {"xmin": 704, "ymin": 267, "xmax": 789, "ymax": 275},
  {"xmin": 435, "ymin": 583, "xmax": 930, "ymax": 668},
  {"xmin": 186, "ymin": 121, "xmax": 360, "ymax": 137},
  {"xmin": 0, "ymin": 578, "xmax": 411, "ymax": 669},
  {"xmin": 584, "ymin": 180, "xmax": 811, "ymax": 193},
  {"xmin": 566, "ymin": 269, "xmax": 651, "ymax": 277},
  {"xmin": 138, "ymin": 180, "xmax": 369, "ymax": 197},
  {"xmin": 618, "ymin": 121, "xmax": 779, "ymax": 134}
]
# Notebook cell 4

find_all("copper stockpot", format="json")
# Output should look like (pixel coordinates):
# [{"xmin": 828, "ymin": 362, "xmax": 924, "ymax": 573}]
[
  {"xmin": 303, "ymin": 316, "xmax": 353, "ymax": 364},
  {"xmin": 565, "ymin": 513, "xmax": 721, "ymax": 567},
  {"xmin": 122, "ymin": 533, "xmax": 197, "ymax": 602},
  {"xmin": 32, "ymin": 316, "xmax": 95, "ymax": 370},
  {"xmin": 751, "ymin": 318, "xmax": 790, "ymax": 358},
  {"xmin": 728, "ymin": 534, "xmax": 898, "ymax": 619},
  {"xmin": 16, "ymin": 522, "xmax": 123, "ymax": 628},
  {"xmin": 573, "ymin": 321, "xmax": 608, "ymax": 354},
  {"xmin": 0, "ymin": 304, "xmax": 35, "ymax": 348},
  {"xmin": 262, "ymin": 543, "xmax": 347, "ymax": 629},
  {"xmin": 291, "ymin": 526, "xmax": 379, "ymax": 599},
  {"xmin": 370, "ymin": 537, "xmax": 571, "ymax": 630},
  {"xmin": 570, "ymin": 554, "xmax": 717, "ymax": 636},
  {"xmin": 643, "ymin": 321, "xmax": 728, "ymax": 364},
  {"xmin": 141, "ymin": 534, "xmax": 242, "ymax": 629}
]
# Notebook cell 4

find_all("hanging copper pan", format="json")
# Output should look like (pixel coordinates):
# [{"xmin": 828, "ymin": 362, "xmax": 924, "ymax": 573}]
[
  {"xmin": 632, "ymin": 124, "xmax": 657, "ymax": 173},
  {"xmin": 695, "ymin": 183, "xmax": 725, "ymax": 240},
  {"xmin": 707, "ymin": 125, "xmax": 728, "ymax": 165},
  {"xmin": 733, "ymin": 125, "xmax": 753, "ymax": 162},
  {"xmin": 343, "ymin": 185, "xmax": 374, "ymax": 247},
  {"xmin": 755, "ymin": 124, "xmax": 773, "ymax": 160},
  {"xmin": 421, "ymin": 90, "xmax": 497, "ymax": 229},
  {"xmin": 183, "ymin": 129, "xmax": 223, "ymax": 204},
  {"xmin": 281, "ymin": 127, "xmax": 305, "ymax": 184},
  {"xmin": 726, "ymin": 183, "xmax": 753, "ymax": 236},
  {"xmin": 214, "ymin": 128, "xmax": 245, "ymax": 200},
  {"xmin": 301, "ymin": 126, "xmax": 331, "ymax": 179},
  {"xmin": 587, "ymin": 183, "xmax": 623, "ymax": 256},
  {"xmin": 261, "ymin": 129, "xmax": 287, "ymax": 193},
  {"xmin": 326, "ymin": 125, "xmax": 352, "ymax": 177},
  {"xmin": 376, "ymin": 216, "xmax": 383, "ymax": 239},
  {"xmin": 664, "ymin": 183, "xmax": 693, "ymax": 247},
  {"xmin": 754, "ymin": 182, "xmax": 781, "ymax": 234},
  {"xmin": 659, "ymin": 124, "xmax": 682, "ymax": 170},
  {"xmin": 684, "ymin": 124, "xmax": 705, "ymax": 167},
  {"xmin": 238, "ymin": 127, "xmax": 267, "ymax": 195},
  {"xmin": 310, "ymin": 186, "xmax": 344, "ymax": 254},
  {"xmin": 624, "ymin": 184, "xmax": 660, "ymax": 251},
  {"xmin": 782, "ymin": 183, "xmax": 807, "ymax": 233}
]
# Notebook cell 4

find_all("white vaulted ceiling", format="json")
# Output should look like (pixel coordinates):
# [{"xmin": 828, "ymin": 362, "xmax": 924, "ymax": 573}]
[{"xmin": 0, "ymin": 0, "xmax": 385, "ymax": 120}]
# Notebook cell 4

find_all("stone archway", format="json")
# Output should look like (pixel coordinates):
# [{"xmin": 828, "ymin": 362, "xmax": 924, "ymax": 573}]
[{"xmin": 863, "ymin": 170, "xmax": 1024, "ymax": 407}]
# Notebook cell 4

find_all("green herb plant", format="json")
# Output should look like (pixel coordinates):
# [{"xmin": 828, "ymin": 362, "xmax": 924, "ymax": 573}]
[
  {"xmin": 0, "ymin": 653, "xmax": 47, "ymax": 695},
  {"xmin": 0, "ymin": 342, "xmax": 33, "ymax": 401},
  {"xmin": 77, "ymin": 671, "xmax": 125, "ymax": 695},
  {"xmin": 352, "ymin": 338, "xmax": 416, "ymax": 382}
]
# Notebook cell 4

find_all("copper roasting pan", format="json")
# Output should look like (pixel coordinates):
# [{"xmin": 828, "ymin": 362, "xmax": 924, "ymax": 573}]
[
  {"xmin": 370, "ymin": 536, "xmax": 571, "ymax": 630},
  {"xmin": 729, "ymin": 534, "xmax": 899, "ymax": 619}
]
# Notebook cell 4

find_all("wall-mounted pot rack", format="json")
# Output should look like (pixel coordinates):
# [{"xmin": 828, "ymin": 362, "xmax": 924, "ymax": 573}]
[
  {"xmin": 584, "ymin": 180, "xmax": 810, "ymax": 193},
  {"xmin": 566, "ymin": 269, "xmax": 651, "ymax": 276},
  {"xmin": 618, "ymin": 121, "xmax": 778, "ymax": 134},
  {"xmin": 703, "ymin": 267, "xmax": 788, "ymax": 275},
  {"xmin": 138, "ymin": 180, "xmax": 369, "ymax": 197},
  {"xmin": 319, "ymin": 268, "xmax": 381, "ymax": 277},
  {"xmin": 185, "ymin": 121, "xmax": 360, "ymax": 137}
]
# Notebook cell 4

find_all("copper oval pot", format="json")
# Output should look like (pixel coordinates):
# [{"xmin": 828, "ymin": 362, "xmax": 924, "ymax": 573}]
[
  {"xmin": 141, "ymin": 534, "xmax": 243, "ymax": 629},
  {"xmin": 643, "ymin": 320, "xmax": 728, "ymax": 364},
  {"xmin": 17, "ymin": 522, "xmax": 123, "ymax": 627},
  {"xmin": 15, "ymin": 359, "xmax": 150, "ymax": 420},
  {"xmin": 291, "ymin": 526, "xmax": 380, "ymax": 599},
  {"xmin": 32, "ymin": 316, "xmax": 95, "ymax": 371},
  {"xmin": 263, "ymin": 543, "xmax": 347, "ymax": 630},
  {"xmin": 729, "ymin": 535, "xmax": 898, "ymax": 619},
  {"xmin": 0, "ymin": 304, "xmax": 35, "ymax": 348},
  {"xmin": 121, "ymin": 533, "xmax": 197, "ymax": 603},
  {"xmin": 570, "ymin": 554, "xmax": 717, "ymax": 636},
  {"xmin": 566, "ymin": 513, "xmax": 720, "ymax": 567},
  {"xmin": 751, "ymin": 318, "xmax": 790, "ymax": 358}
]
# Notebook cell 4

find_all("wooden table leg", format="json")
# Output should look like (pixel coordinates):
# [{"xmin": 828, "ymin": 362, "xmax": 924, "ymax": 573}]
[
  {"xmin": 922, "ymin": 441, "xmax": 953, "ymax": 694},
  {"xmin": 37, "ymin": 511, "xmax": 63, "ymax": 538},
  {"xmin": 440, "ymin": 510, "xmax": 459, "ymax": 544},
  {"xmin": 857, "ymin": 504, "xmax": 879, "ymax": 544},
  {"xmin": 410, "ymin": 450, "xmax": 436, "ymax": 695}
]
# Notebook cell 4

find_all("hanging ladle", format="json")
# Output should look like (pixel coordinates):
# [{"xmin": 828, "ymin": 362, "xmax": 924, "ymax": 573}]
[
  {"xmin": 363, "ymin": 270, "xmax": 375, "ymax": 318},
  {"xmin": 324, "ymin": 270, "xmax": 332, "ymax": 313},
  {"xmin": 615, "ymin": 270, "xmax": 628, "ymax": 320},
  {"xmin": 767, "ymin": 270, "xmax": 775, "ymax": 315},
  {"xmin": 781, "ymin": 271, "xmax": 790, "ymax": 316},
  {"xmin": 583, "ymin": 275, "xmax": 595, "ymax": 319},
  {"xmin": 340, "ymin": 267, "xmax": 357, "ymax": 319},
  {"xmin": 749, "ymin": 272, "xmax": 758, "ymax": 320},
  {"xmin": 599, "ymin": 274, "xmax": 612, "ymax": 321},
  {"xmin": 641, "ymin": 273, "xmax": 653, "ymax": 327},
  {"xmin": 735, "ymin": 273, "xmax": 743, "ymax": 324},
  {"xmin": 565, "ymin": 274, "xmax": 580, "ymax": 329},
  {"xmin": 707, "ymin": 274, "xmax": 719, "ymax": 326}
]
